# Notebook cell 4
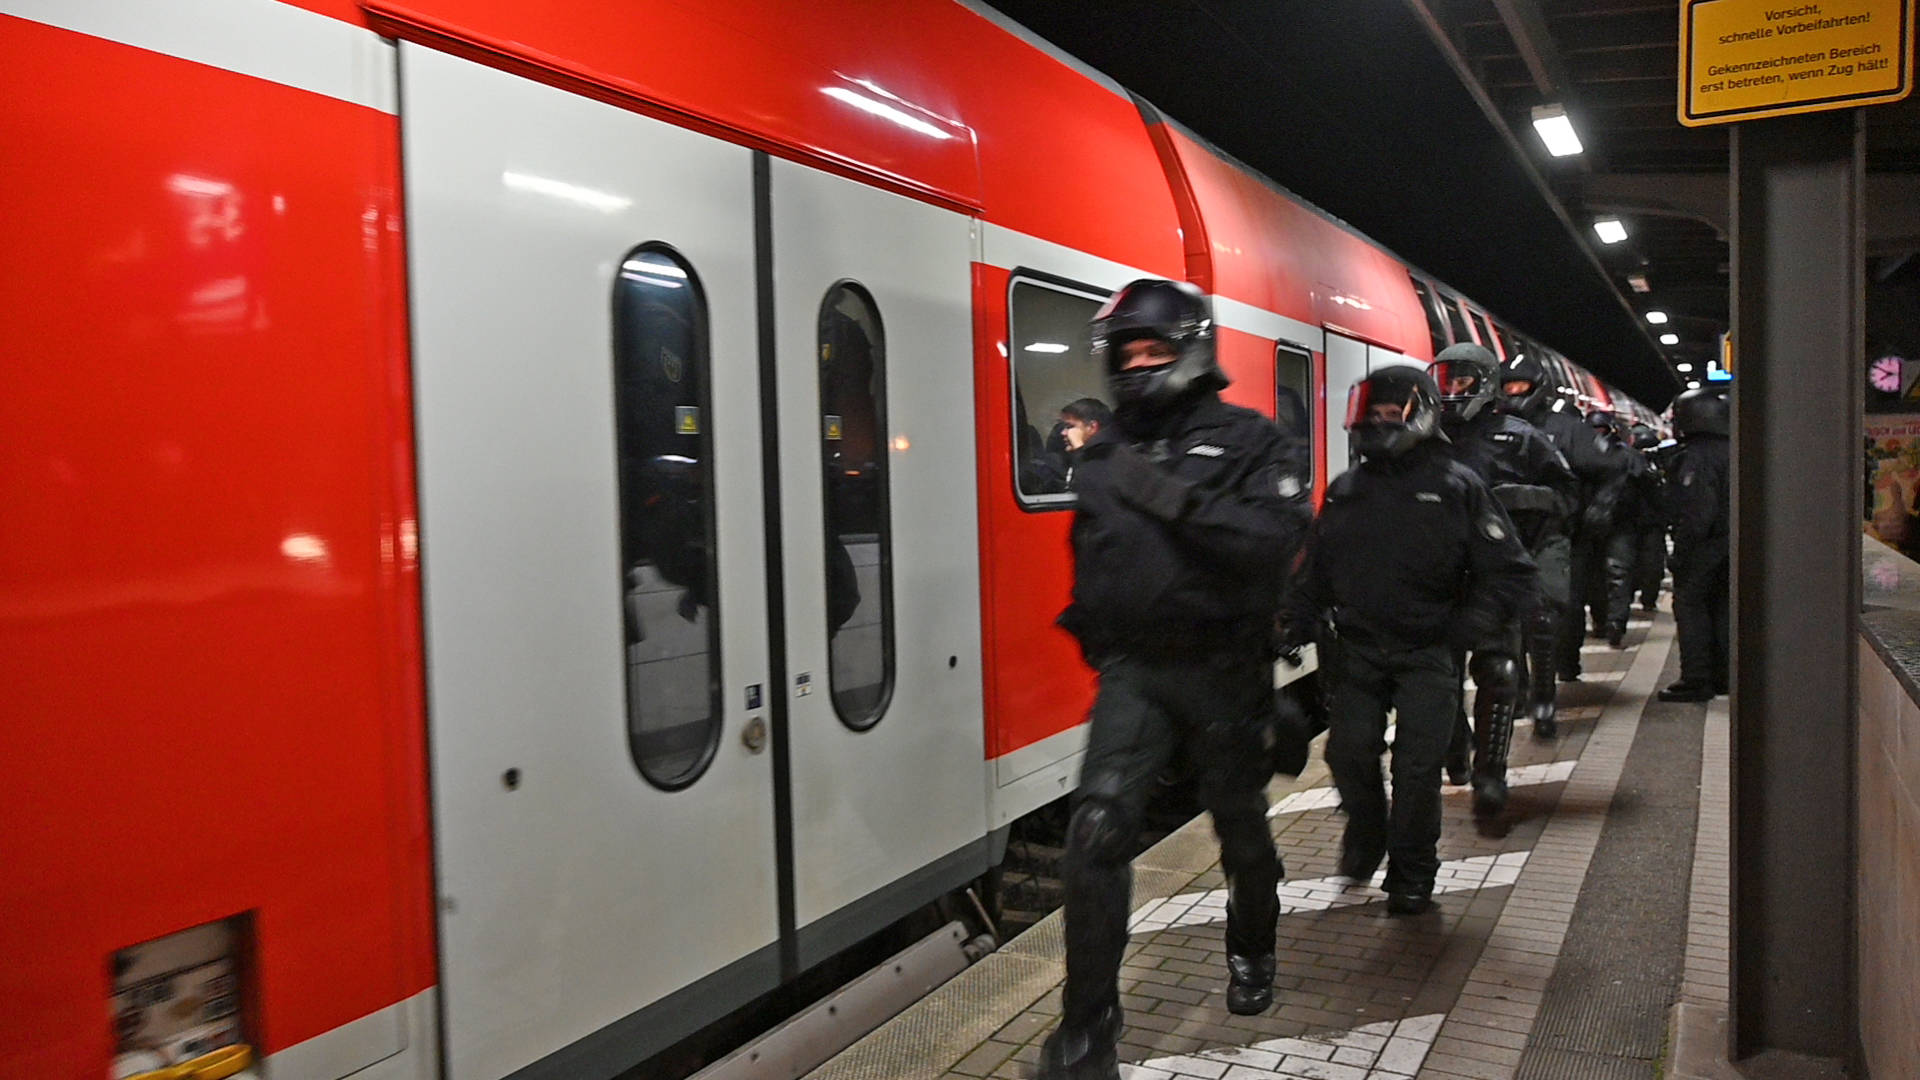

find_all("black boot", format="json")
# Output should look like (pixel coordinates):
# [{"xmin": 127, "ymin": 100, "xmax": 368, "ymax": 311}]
[
  {"xmin": 1471, "ymin": 772, "xmax": 1508, "ymax": 816},
  {"xmin": 1225, "ymin": 953, "xmax": 1276, "ymax": 1015},
  {"xmin": 1445, "ymin": 741, "xmax": 1471, "ymax": 787},
  {"xmin": 1339, "ymin": 834, "xmax": 1384, "ymax": 883},
  {"xmin": 1034, "ymin": 1007, "xmax": 1120, "ymax": 1080},
  {"xmin": 1606, "ymin": 628, "xmax": 1625, "ymax": 649},
  {"xmin": 1531, "ymin": 701, "xmax": 1558, "ymax": 739},
  {"xmin": 1659, "ymin": 681, "xmax": 1713, "ymax": 703}
]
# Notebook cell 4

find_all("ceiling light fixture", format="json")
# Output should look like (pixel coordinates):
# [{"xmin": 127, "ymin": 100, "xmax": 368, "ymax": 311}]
[
  {"xmin": 1660, "ymin": 333, "xmax": 1680, "ymax": 345},
  {"xmin": 1594, "ymin": 218, "xmax": 1629, "ymax": 245},
  {"xmin": 1677, "ymin": 363, "xmax": 1694, "ymax": 372},
  {"xmin": 1627, "ymin": 272, "xmax": 1651, "ymax": 293},
  {"xmin": 1646, "ymin": 310, "xmax": 1669, "ymax": 324},
  {"xmin": 1023, "ymin": 342, "xmax": 1069, "ymax": 354},
  {"xmin": 1530, "ymin": 104, "xmax": 1585, "ymax": 157}
]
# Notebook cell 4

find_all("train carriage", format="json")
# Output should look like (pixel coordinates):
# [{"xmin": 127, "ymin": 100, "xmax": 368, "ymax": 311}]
[{"xmin": 0, "ymin": 2, "xmax": 1650, "ymax": 1077}]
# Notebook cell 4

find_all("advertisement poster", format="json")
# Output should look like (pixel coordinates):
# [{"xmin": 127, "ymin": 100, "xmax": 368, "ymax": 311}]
[{"xmin": 1865, "ymin": 415, "xmax": 1920, "ymax": 557}]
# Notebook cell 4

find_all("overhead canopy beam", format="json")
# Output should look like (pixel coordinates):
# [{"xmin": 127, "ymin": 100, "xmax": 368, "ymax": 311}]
[{"xmin": 1488, "ymin": 0, "xmax": 1572, "ymax": 97}]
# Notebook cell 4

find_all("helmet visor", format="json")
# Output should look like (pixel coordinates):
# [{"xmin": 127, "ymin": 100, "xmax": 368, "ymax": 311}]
[
  {"xmin": 1430, "ymin": 360, "xmax": 1486, "ymax": 402},
  {"xmin": 1345, "ymin": 378, "xmax": 1422, "ymax": 431}
]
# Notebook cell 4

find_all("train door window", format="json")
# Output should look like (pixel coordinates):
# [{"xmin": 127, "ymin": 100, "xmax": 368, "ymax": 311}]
[
  {"xmin": 612, "ymin": 245, "xmax": 723, "ymax": 790},
  {"xmin": 1008, "ymin": 274, "xmax": 1109, "ymax": 508},
  {"xmin": 1443, "ymin": 296, "xmax": 1472, "ymax": 344},
  {"xmin": 1274, "ymin": 342, "xmax": 1314, "ymax": 480},
  {"xmin": 818, "ymin": 283, "xmax": 894, "ymax": 729},
  {"xmin": 1467, "ymin": 310, "xmax": 1493, "ymax": 349},
  {"xmin": 1491, "ymin": 322, "xmax": 1516, "ymax": 361},
  {"xmin": 1408, "ymin": 276, "xmax": 1448, "ymax": 357}
]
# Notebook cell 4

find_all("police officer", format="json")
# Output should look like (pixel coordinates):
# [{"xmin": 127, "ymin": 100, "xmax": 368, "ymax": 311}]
[
  {"xmin": 1429, "ymin": 344, "xmax": 1575, "ymax": 813},
  {"xmin": 1579, "ymin": 409, "xmax": 1648, "ymax": 648},
  {"xmin": 1628, "ymin": 423, "xmax": 1668, "ymax": 612},
  {"xmin": 1283, "ymin": 366, "xmax": 1535, "ymax": 914},
  {"xmin": 1499, "ymin": 354, "xmax": 1628, "ymax": 697},
  {"xmin": 1658, "ymin": 387, "xmax": 1731, "ymax": 702},
  {"xmin": 1039, "ymin": 279, "xmax": 1310, "ymax": 1080}
]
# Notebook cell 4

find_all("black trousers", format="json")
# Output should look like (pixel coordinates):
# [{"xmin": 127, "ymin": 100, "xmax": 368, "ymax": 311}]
[
  {"xmin": 1060, "ymin": 651, "xmax": 1279, "ymax": 1029},
  {"xmin": 1562, "ymin": 535, "xmax": 1599, "ymax": 674},
  {"xmin": 1634, "ymin": 526, "xmax": 1666, "ymax": 606},
  {"xmin": 1601, "ymin": 530, "xmax": 1637, "ymax": 637},
  {"xmin": 1526, "ymin": 532, "xmax": 1572, "ymax": 708},
  {"xmin": 1672, "ymin": 551, "xmax": 1731, "ymax": 690},
  {"xmin": 1323, "ymin": 638, "xmax": 1457, "ymax": 894}
]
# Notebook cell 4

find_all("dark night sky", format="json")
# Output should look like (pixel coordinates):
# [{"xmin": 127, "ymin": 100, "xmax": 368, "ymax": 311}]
[{"xmin": 983, "ymin": 0, "xmax": 1679, "ymax": 407}]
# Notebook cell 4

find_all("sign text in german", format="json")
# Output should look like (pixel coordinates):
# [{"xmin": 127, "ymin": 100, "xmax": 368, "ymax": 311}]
[{"xmin": 1681, "ymin": 0, "xmax": 1913, "ymax": 125}]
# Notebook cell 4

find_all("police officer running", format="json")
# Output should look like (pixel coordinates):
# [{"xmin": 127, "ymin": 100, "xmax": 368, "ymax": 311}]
[
  {"xmin": 1429, "ymin": 344, "xmax": 1575, "ymax": 814},
  {"xmin": 1657, "ymin": 387, "xmax": 1732, "ymax": 702},
  {"xmin": 1039, "ymin": 279, "xmax": 1311, "ymax": 1080},
  {"xmin": 1283, "ymin": 366, "xmax": 1535, "ymax": 914}
]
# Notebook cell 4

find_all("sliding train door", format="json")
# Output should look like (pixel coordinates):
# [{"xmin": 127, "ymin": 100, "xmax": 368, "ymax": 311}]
[
  {"xmin": 402, "ymin": 45, "xmax": 779, "ymax": 1080},
  {"xmin": 765, "ymin": 159, "xmax": 987, "ymax": 966}
]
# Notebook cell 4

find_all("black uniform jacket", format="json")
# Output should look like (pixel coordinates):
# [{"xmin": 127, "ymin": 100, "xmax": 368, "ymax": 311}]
[
  {"xmin": 1443, "ymin": 410, "xmax": 1577, "ymax": 548},
  {"xmin": 1059, "ymin": 393, "xmax": 1311, "ymax": 659},
  {"xmin": 1283, "ymin": 441, "xmax": 1537, "ymax": 650},
  {"xmin": 1666, "ymin": 433, "xmax": 1730, "ymax": 566}
]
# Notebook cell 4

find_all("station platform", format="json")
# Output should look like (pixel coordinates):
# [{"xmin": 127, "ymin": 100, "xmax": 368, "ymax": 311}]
[{"xmin": 808, "ymin": 613, "xmax": 1737, "ymax": 1080}]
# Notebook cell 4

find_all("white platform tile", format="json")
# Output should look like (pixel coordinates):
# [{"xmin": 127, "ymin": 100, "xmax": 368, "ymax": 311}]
[{"xmin": 1133, "ymin": 1014, "xmax": 1443, "ymax": 1080}]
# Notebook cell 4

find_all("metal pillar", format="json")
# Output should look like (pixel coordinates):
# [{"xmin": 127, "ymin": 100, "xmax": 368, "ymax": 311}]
[{"xmin": 1727, "ymin": 109, "xmax": 1863, "ymax": 1063}]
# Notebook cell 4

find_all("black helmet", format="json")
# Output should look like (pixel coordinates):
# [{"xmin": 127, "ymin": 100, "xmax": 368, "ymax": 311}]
[
  {"xmin": 1500, "ymin": 351, "xmax": 1555, "ymax": 416},
  {"xmin": 1672, "ymin": 387, "xmax": 1729, "ymax": 437},
  {"xmin": 1629, "ymin": 422, "xmax": 1658, "ymax": 450},
  {"xmin": 1430, "ymin": 343, "xmax": 1501, "ymax": 423},
  {"xmin": 1346, "ymin": 365, "xmax": 1444, "ymax": 460},
  {"xmin": 1090, "ymin": 278, "xmax": 1224, "ymax": 418},
  {"xmin": 1585, "ymin": 407, "xmax": 1616, "ymax": 432}
]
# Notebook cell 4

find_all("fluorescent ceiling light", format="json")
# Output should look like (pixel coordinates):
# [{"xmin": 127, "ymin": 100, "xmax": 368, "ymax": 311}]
[
  {"xmin": 1627, "ymin": 272, "xmax": 1650, "ymax": 293},
  {"xmin": 1660, "ymin": 333, "xmax": 1680, "ymax": 345},
  {"xmin": 1530, "ymin": 104, "xmax": 1584, "ymax": 157},
  {"xmin": 1593, "ymin": 218, "xmax": 1628, "ymax": 244},
  {"xmin": 1688, "ymin": 380, "xmax": 1702, "ymax": 388},
  {"xmin": 1023, "ymin": 342, "xmax": 1069, "ymax": 354},
  {"xmin": 1677, "ymin": 363, "xmax": 1694, "ymax": 372},
  {"xmin": 822, "ymin": 87, "xmax": 955, "ymax": 140},
  {"xmin": 502, "ymin": 171, "xmax": 632, "ymax": 213},
  {"xmin": 621, "ymin": 259, "xmax": 686, "ymax": 278},
  {"xmin": 1645, "ymin": 310, "xmax": 1669, "ymax": 324}
]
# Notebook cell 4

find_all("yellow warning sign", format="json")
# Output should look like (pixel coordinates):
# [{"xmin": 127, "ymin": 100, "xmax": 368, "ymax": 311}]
[
  {"xmin": 675, "ymin": 405, "xmax": 700, "ymax": 435},
  {"xmin": 1681, "ymin": 0, "xmax": 1913, "ymax": 126},
  {"xmin": 823, "ymin": 415, "xmax": 843, "ymax": 441}
]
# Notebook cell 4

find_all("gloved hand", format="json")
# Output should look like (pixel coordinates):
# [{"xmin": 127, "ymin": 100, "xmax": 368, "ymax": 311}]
[{"xmin": 1076, "ymin": 438, "xmax": 1192, "ymax": 521}]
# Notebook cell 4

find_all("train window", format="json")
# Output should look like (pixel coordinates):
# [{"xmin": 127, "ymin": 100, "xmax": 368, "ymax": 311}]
[
  {"xmin": 1443, "ymin": 297, "xmax": 1472, "ymax": 344},
  {"xmin": 1467, "ymin": 310, "xmax": 1493, "ymax": 349},
  {"xmin": 612, "ymin": 245, "xmax": 723, "ymax": 791},
  {"xmin": 1008, "ymin": 274, "xmax": 1110, "ymax": 508},
  {"xmin": 1491, "ymin": 322, "xmax": 1516, "ymax": 360},
  {"xmin": 818, "ymin": 283, "xmax": 895, "ymax": 730},
  {"xmin": 1408, "ymin": 277, "xmax": 1448, "ymax": 357},
  {"xmin": 1274, "ymin": 342, "xmax": 1315, "ymax": 482}
]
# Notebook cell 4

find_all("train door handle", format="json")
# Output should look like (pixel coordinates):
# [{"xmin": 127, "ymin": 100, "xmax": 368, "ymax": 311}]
[{"xmin": 741, "ymin": 716, "xmax": 769, "ymax": 754}]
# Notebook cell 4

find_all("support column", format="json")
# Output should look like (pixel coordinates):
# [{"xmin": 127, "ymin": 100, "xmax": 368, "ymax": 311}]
[{"xmin": 1727, "ymin": 110, "xmax": 1863, "ymax": 1063}]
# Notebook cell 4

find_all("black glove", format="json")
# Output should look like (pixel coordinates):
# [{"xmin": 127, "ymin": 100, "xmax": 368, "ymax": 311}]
[{"xmin": 1078, "ymin": 438, "xmax": 1192, "ymax": 522}]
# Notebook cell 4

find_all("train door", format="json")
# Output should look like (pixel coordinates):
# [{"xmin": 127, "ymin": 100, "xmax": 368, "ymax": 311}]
[
  {"xmin": 1324, "ymin": 334, "xmax": 1425, "ymax": 473},
  {"xmin": 401, "ymin": 45, "xmax": 779, "ymax": 1080},
  {"xmin": 766, "ymin": 159, "xmax": 986, "ymax": 966},
  {"xmin": 1324, "ymin": 333, "xmax": 1369, "ymax": 471}
]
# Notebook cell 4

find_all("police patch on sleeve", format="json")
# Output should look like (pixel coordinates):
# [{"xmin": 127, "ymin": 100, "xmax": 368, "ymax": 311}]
[
  {"xmin": 1482, "ymin": 515, "xmax": 1508, "ymax": 541},
  {"xmin": 1277, "ymin": 475, "xmax": 1303, "ymax": 499}
]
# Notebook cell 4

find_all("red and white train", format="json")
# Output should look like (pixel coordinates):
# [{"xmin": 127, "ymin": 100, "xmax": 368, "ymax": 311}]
[{"xmin": 0, "ymin": 2, "xmax": 1650, "ymax": 1077}]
